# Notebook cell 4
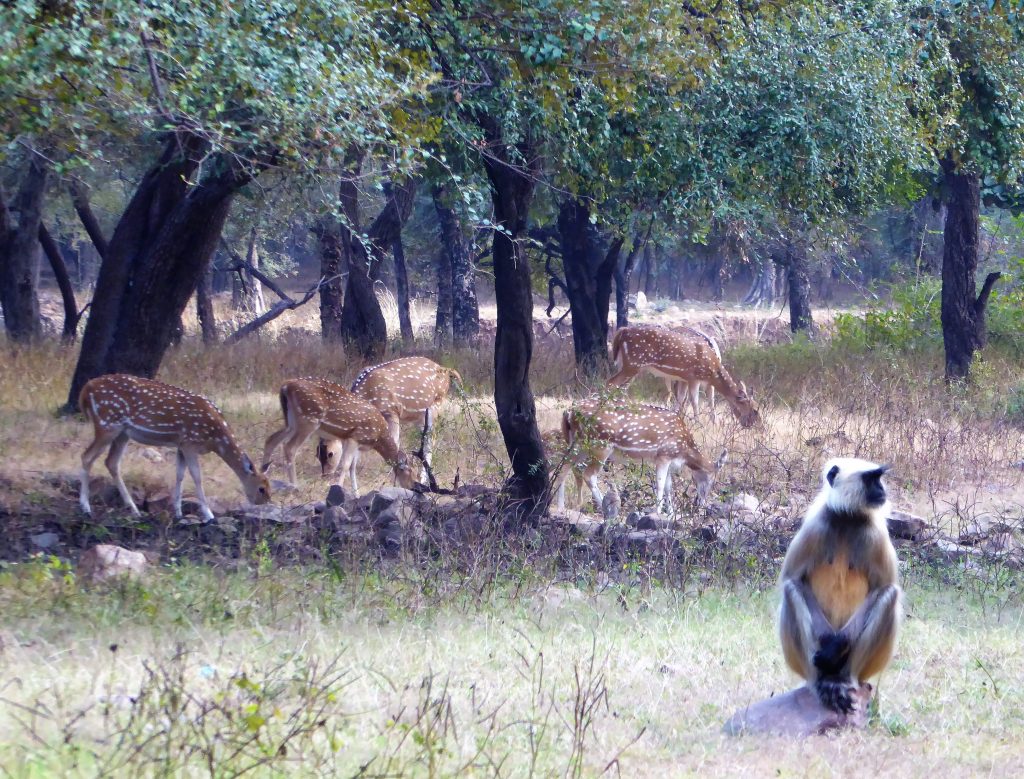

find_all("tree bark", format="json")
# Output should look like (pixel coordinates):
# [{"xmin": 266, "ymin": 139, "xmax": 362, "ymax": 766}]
[
  {"xmin": 614, "ymin": 231, "xmax": 646, "ymax": 329},
  {"xmin": 940, "ymin": 162, "xmax": 1000, "ymax": 382},
  {"xmin": 434, "ymin": 247, "xmax": 453, "ymax": 347},
  {"xmin": 556, "ymin": 198, "xmax": 617, "ymax": 377},
  {"xmin": 481, "ymin": 143, "xmax": 548, "ymax": 520},
  {"xmin": 68, "ymin": 181, "xmax": 108, "ymax": 260},
  {"xmin": 196, "ymin": 269, "xmax": 217, "ymax": 343},
  {"xmin": 340, "ymin": 178, "xmax": 416, "ymax": 359},
  {"xmin": 0, "ymin": 155, "xmax": 48, "ymax": 341},
  {"xmin": 38, "ymin": 222, "xmax": 80, "ymax": 341},
  {"xmin": 432, "ymin": 183, "xmax": 479, "ymax": 347},
  {"xmin": 387, "ymin": 183, "xmax": 414, "ymax": 345},
  {"xmin": 780, "ymin": 237, "xmax": 813, "ymax": 333},
  {"xmin": 231, "ymin": 226, "xmax": 265, "ymax": 315},
  {"xmin": 66, "ymin": 136, "xmax": 252, "ymax": 408}
]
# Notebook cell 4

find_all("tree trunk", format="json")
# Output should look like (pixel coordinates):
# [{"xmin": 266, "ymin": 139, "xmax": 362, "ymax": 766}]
[
  {"xmin": 0, "ymin": 155, "xmax": 48, "ymax": 341},
  {"xmin": 434, "ymin": 247, "xmax": 453, "ymax": 348},
  {"xmin": 340, "ymin": 178, "xmax": 417, "ymax": 359},
  {"xmin": 68, "ymin": 181, "xmax": 108, "ymax": 260},
  {"xmin": 743, "ymin": 254, "xmax": 779, "ymax": 307},
  {"xmin": 66, "ymin": 137, "xmax": 251, "ymax": 409},
  {"xmin": 432, "ymin": 183, "xmax": 479, "ymax": 347},
  {"xmin": 38, "ymin": 222, "xmax": 80, "ymax": 341},
  {"xmin": 196, "ymin": 269, "xmax": 217, "ymax": 344},
  {"xmin": 614, "ymin": 230, "xmax": 647, "ymax": 329},
  {"xmin": 482, "ymin": 149, "xmax": 548, "ymax": 520},
  {"xmin": 782, "ymin": 238, "xmax": 813, "ymax": 333},
  {"xmin": 387, "ymin": 183, "xmax": 414, "ymax": 345},
  {"xmin": 231, "ymin": 227, "xmax": 265, "ymax": 315},
  {"xmin": 557, "ymin": 198, "xmax": 616, "ymax": 377},
  {"xmin": 940, "ymin": 162, "xmax": 1000, "ymax": 382}
]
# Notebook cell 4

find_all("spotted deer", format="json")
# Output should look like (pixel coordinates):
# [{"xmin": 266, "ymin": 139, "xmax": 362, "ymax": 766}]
[
  {"xmin": 559, "ymin": 399, "xmax": 727, "ymax": 513},
  {"xmin": 263, "ymin": 377, "xmax": 414, "ymax": 493},
  {"xmin": 318, "ymin": 357, "xmax": 462, "ymax": 482},
  {"xmin": 541, "ymin": 427, "xmax": 584, "ymax": 510},
  {"xmin": 608, "ymin": 325, "xmax": 760, "ymax": 427},
  {"xmin": 78, "ymin": 374, "xmax": 271, "ymax": 522}
]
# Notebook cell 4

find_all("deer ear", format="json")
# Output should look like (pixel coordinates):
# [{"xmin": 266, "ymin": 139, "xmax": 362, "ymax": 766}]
[
  {"xmin": 261, "ymin": 462, "xmax": 272, "ymax": 474},
  {"xmin": 241, "ymin": 455, "xmax": 255, "ymax": 474}
]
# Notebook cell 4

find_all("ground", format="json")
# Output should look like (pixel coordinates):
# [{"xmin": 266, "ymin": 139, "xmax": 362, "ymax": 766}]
[{"xmin": 3, "ymin": 292, "xmax": 1024, "ymax": 775}]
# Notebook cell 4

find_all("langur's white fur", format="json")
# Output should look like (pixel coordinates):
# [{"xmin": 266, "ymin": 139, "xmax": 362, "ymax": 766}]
[{"xmin": 813, "ymin": 456, "xmax": 891, "ymax": 518}]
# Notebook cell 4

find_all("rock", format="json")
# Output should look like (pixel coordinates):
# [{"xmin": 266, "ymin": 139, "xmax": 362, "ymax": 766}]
[
  {"xmin": 78, "ymin": 544, "xmax": 151, "ymax": 582},
  {"xmin": 629, "ymin": 291, "xmax": 648, "ymax": 312},
  {"xmin": 551, "ymin": 509, "xmax": 605, "ymax": 537},
  {"xmin": 691, "ymin": 525, "xmax": 719, "ymax": 544},
  {"xmin": 621, "ymin": 530, "xmax": 681, "ymax": 555},
  {"xmin": 270, "ymin": 479, "xmax": 298, "ymax": 494},
  {"xmin": 932, "ymin": 537, "xmax": 980, "ymax": 564},
  {"xmin": 139, "ymin": 447, "xmax": 164, "ymax": 463},
  {"xmin": 636, "ymin": 513, "xmax": 676, "ymax": 531},
  {"xmin": 723, "ymin": 684, "xmax": 872, "ymax": 737},
  {"xmin": 887, "ymin": 510, "xmax": 929, "ymax": 541},
  {"xmin": 325, "ymin": 484, "xmax": 347, "ymax": 507},
  {"xmin": 30, "ymin": 532, "xmax": 60, "ymax": 550}
]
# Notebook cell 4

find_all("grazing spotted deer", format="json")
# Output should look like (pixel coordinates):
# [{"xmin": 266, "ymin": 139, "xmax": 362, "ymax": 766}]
[
  {"xmin": 262, "ymin": 377, "xmax": 414, "ymax": 493},
  {"xmin": 541, "ymin": 427, "xmax": 584, "ymax": 510},
  {"xmin": 318, "ymin": 357, "xmax": 462, "ymax": 482},
  {"xmin": 560, "ymin": 398, "xmax": 727, "ymax": 513},
  {"xmin": 78, "ymin": 374, "xmax": 271, "ymax": 522},
  {"xmin": 608, "ymin": 325, "xmax": 759, "ymax": 427}
]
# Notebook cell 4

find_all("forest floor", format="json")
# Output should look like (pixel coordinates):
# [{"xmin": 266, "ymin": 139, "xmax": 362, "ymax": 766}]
[{"xmin": 3, "ymin": 292, "xmax": 1024, "ymax": 774}]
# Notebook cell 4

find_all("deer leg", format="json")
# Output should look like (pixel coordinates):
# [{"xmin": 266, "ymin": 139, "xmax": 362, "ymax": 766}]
[
  {"xmin": 419, "ymin": 406, "xmax": 434, "ymax": 482},
  {"xmin": 687, "ymin": 382, "xmax": 701, "ymax": 418},
  {"xmin": 104, "ymin": 431, "xmax": 141, "ymax": 516},
  {"xmin": 80, "ymin": 428, "xmax": 117, "ymax": 515},
  {"xmin": 584, "ymin": 447, "xmax": 611, "ymax": 510},
  {"xmin": 172, "ymin": 450, "xmax": 187, "ymax": 518},
  {"xmin": 348, "ymin": 448, "xmax": 360, "ymax": 494},
  {"xmin": 655, "ymin": 460, "xmax": 672, "ymax": 514},
  {"xmin": 708, "ymin": 384, "xmax": 717, "ymax": 422},
  {"xmin": 336, "ymin": 440, "xmax": 360, "ymax": 493},
  {"xmin": 181, "ymin": 449, "xmax": 215, "ymax": 522},
  {"xmin": 281, "ymin": 419, "xmax": 318, "ymax": 486},
  {"xmin": 665, "ymin": 378, "xmax": 679, "ymax": 410}
]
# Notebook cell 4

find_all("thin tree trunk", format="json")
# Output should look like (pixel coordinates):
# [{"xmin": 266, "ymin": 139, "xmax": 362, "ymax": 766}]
[
  {"xmin": 38, "ymin": 222, "xmax": 80, "ymax": 341},
  {"xmin": 317, "ymin": 160, "xmax": 360, "ymax": 342},
  {"xmin": 615, "ymin": 230, "xmax": 647, "ymax": 329},
  {"xmin": 196, "ymin": 269, "xmax": 217, "ymax": 344},
  {"xmin": 232, "ymin": 227, "xmax": 265, "ymax": 315},
  {"xmin": 68, "ymin": 181, "xmax": 108, "ymax": 260},
  {"xmin": 434, "ymin": 248, "xmax": 453, "ymax": 348},
  {"xmin": 0, "ymin": 155, "xmax": 48, "ymax": 341},
  {"xmin": 432, "ymin": 183, "xmax": 479, "ymax": 346},
  {"xmin": 785, "ymin": 240, "xmax": 813, "ymax": 333},
  {"xmin": 940, "ymin": 161, "xmax": 1001, "ymax": 382},
  {"xmin": 482, "ymin": 146, "xmax": 548, "ymax": 521},
  {"xmin": 388, "ymin": 183, "xmax": 414, "ymax": 345}
]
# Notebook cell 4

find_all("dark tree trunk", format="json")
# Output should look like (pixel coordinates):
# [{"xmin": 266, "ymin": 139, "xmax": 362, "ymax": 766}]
[
  {"xmin": 387, "ymin": 183, "xmax": 414, "ymax": 345},
  {"xmin": 231, "ymin": 227, "xmax": 265, "ymax": 315},
  {"xmin": 481, "ymin": 146, "xmax": 548, "ymax": 520},
  {"xmin": 317, "ymin": 158, "xmax": 362, "ymax": 342},
  {"xmin": 556, "ymin": 198, "xmax": 617, "ymax": 377},
  {"xmin": 340, "ymin": 178, "xmax": 416, "ymax": 359},
  {"xmin": 196, "ymin": 269, "xmax": 217, "ymax": 344},
  {"xmin": 432, "ymin": 183, "xmax": 479, "ymax": 347},
  {"xmin": 68, "ymin": 181, "xmax": 108, "ymax": 260},
  {"xmin": 66, "ymin": 136, "xmax": 251, "ymax": 409},
  {"xmin": 743, "ymin": 254, "xmax": 780, "ymax": 307},
  {"xmin": 940, "ymin": 162, "xmax": 1001, "ymax": 382},
  {"xmin": 780, "ymin": 238, "xmax": 813, "ymax": 333},
  {"xmin": 0, "ymin": 156, "xmax": 48, "ymax": 341},
  {"xmin": 614, "ymin": 231, "xmax": 646, "ymax": 329},
  {"xmin": 434, "ymin": 248, "xmax": 453, "ymax": 348},
  {"xmin": 38, "ymin": 222, "xmax": 80, "ymax": 341}
]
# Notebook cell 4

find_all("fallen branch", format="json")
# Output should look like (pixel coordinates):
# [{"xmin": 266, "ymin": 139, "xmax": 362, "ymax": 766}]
[
  {"xmin": 224, "ymin": 276, "xmax": 329, "ymax": 343},
  {"xmin": 218, "ymin": 238, "xmax": 291, "ymax": 301}
]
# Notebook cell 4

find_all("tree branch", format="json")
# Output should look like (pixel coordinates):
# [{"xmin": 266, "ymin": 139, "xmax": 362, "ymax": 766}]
[
  {"xmin": 224, "ymin": 277, "xmax": 330, "ymax": 343},
  {"xmin": 976, "ymin": 271, "xmax": 1002, "ymax": 314},
  {"xmin": 218, "ymin": 237, "xmax": 291, "ymax": 301},
  {"xmin": 68, "ymin": 181, "xmax": 108, "ymax": 259},
  {"xmin": 38, "ymin": 222, "xmax": 80, "ymax": 341}
]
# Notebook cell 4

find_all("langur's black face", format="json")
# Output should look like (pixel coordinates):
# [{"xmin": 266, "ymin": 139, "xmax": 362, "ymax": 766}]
[{"xmin": 861, "ymin": 466, "xmax": 890, "ymax": 507}]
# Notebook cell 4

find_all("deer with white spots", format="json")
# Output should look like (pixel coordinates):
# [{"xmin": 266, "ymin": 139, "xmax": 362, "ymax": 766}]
[
  {"xmin": 558, "ymin": 399, "xmax": 727, "ymax": 513},
  {"xmin": 608, "ymin": 325, "xmax": 760, "ymax": 427},
  {"xmin": 318, "ymin": 357, "xmax": 462, "ymax": 483},
  {"xmin": 78, "ymin": 374, "xmax": 271, "ymax": 522},
  {"xmin": 262, "ymin": 377, "xmax": 414, "ymax": 493}
]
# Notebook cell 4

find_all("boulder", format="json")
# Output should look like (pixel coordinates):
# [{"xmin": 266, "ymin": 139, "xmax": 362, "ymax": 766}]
[
  {"xmin": 723, "ymin": 684, "xmax": 872, "ymax": 737},
  {"xmin": 887, "ymin": 510, "xmax": 929, "ymax": 541},
  {"xmin": 78, "ymin": 544, "xmax": 151, "ymax": 582},
  {"xmin": 29, "ymin": 532, "xmax": 60, "ymax": 550}
]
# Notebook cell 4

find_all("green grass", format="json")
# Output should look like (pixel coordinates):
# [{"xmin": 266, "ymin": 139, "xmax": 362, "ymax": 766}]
[{"xmin": 1, "ymin": 560, "xmax": 1023, "ymax": 777}]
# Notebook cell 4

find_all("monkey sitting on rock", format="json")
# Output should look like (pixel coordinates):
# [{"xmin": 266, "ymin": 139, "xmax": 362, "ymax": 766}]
[{"xmin": 778, "ymin": 458, "xmax": 903, "ymax": 715}]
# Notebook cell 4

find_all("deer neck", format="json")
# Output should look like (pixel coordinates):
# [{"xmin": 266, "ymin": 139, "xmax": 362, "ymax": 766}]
[
  {"xmin": 214, "ymin": 433, "xmax": 253, "ymax": 482},
  {"xmin": 371, "ymin": 433, "xmax": 403, "ymax": 466},
  {"xmin": 707, "ymin": 367, "xmax": 742, "ymax": 401}
]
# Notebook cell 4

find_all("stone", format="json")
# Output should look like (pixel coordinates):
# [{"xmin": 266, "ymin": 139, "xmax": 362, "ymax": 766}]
[
  {"xmin": 636, "ymin": 513, "xmax": 674, "ymax": 531},
  {"xmin": 325, "ymin": 484, "xmax": 347, "ymax": 507},
  {"xmin": 932, "ymin": 537, "xmax": 980, "ymax": 564},
  {"xmin": 78, "ymin": 544, "xmax": 150, "ymax": 582},
  {"xmin": 139, "ymin": 447, "xmax": 164, "ymax": 463},
  {"xmin": 887, "ymin": 510, "xmax": 929, "ymax": 541},
  {"xmin": 728, "ymin": 493, "xmax": 761, "ymax": 514},
  {"xmin": 29, "ymin": 532, "xmax": 59, "ymax": 550},
  {"xmin": 723, "ymin": 684, "xmax": 872, "ymax": 737}
]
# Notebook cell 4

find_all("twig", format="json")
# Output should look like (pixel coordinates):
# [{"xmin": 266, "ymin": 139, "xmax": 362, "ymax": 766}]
[{"xmin": 224, "ymin": 276, "xmax": 331, "ymax": 343}]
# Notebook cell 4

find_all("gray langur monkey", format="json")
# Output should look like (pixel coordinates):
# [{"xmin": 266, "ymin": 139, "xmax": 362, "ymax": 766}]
[{"xmin": 778, "ymin": 457, "xmax": 903, "ymax": 714}]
